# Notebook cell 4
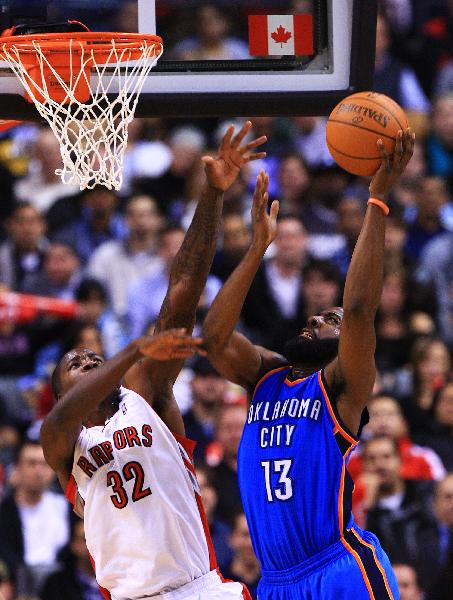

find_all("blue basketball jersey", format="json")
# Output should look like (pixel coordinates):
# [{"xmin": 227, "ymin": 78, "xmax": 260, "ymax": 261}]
[{"xmin": 237, "ymin": 366, "xmax": 359, "ymax": 571}]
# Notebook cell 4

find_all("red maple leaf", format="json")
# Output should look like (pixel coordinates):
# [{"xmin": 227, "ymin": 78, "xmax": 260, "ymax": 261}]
[{"xmin": 271, "ymin": 25, "xmax": 292, "ymax": 47}]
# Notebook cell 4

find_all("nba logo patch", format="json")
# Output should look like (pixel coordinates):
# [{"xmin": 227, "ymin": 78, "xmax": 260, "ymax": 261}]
[{"xmin": 122, "ymin": 403, "xmax": 127, "ymax": 415}]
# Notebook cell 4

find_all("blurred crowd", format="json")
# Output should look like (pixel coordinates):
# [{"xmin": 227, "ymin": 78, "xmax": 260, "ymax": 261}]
[{"xmin": 0, "ymin": 0, "xmax": 453, "ymax": 599}]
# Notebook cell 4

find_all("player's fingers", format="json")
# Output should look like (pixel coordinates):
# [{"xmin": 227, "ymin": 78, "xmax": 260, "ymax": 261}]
[
  {"xmin": 245, "ymin": 151, "xmax": 267, "ymax": 162},
  {"xmin": 395, "ymin": 130, "xmax": 404, "ymax": 162},
  {"xmin": 220, "ymin": 125, "xmax": 235, "ymax": 151},
  {"xmin": 201, "ymin": 155, "xmax": 214, "ymax": 165},
  {"xmin": 402, "ymin": 129, "xmax": 415, "ymax": 162},
  {"xmin": 377, "ymin": 139, "xmax": 390, "ymax": 170},
  {"xmin": 232, "ymin": 120, "xmax": 252, "ymax": 148},
  {"xmin": 241, "ymin": 135, "xmax": 267, "ymax": 152},
  {"xmin": 167, "ymin": 350, "xmax": 197, "ymax": 360},
  {"xmin": 270, "ymin": 199, "xmax": 280, "ymax": 221}
]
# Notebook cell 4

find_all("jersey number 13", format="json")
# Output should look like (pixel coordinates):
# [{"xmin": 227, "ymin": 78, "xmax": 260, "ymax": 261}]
[{"xmin": 261, "ymin": 459, "xmax": 294, "ymax": 502}]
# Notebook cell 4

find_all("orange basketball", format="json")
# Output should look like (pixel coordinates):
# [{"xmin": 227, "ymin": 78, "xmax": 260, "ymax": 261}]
[{"xmin": 326, "ymin": 91, "xmax": 409, "ymax": 177}]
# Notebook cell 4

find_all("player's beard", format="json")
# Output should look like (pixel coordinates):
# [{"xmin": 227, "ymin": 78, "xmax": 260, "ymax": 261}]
[{"xmin": 283, "ymin": 335, "xmax": 339, "ymax": 367}]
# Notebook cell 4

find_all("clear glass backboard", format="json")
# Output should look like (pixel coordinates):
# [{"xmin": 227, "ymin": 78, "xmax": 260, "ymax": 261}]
[{"xmin": 0, "ymin": 0, "xmax": 377, "ymax": 118}]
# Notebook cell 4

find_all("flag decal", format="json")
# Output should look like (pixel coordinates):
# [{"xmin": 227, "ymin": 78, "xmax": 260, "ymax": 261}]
[{"xmin": 248, "ymin": 14, "xmax": 314, "ymax": 56}]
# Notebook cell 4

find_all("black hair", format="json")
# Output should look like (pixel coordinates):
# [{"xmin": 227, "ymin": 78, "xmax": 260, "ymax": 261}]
[
  {"xmin": 75, "ymin": 278, "xmax": 108, "ymax": 303},
  {"xmin": 302, "ymin": 259, "xmax": 343, "ymax": 286},
  {"xmin": 15, "ymin": 438, "xmax": 42, "ymax": 463}
]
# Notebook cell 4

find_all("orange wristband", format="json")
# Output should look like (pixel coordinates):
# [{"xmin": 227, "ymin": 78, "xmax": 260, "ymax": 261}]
[{"xmin": 368, "ymin": 197, "xmax": 389, "ymax": 216}]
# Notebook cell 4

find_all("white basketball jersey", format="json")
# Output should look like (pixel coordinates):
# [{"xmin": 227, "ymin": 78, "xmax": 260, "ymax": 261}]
[{"xmin": 65, "ymin": 387, "xmax": 216, "ymax": 599}]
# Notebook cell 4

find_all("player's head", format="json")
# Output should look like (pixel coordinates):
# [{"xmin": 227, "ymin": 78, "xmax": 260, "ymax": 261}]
[
  {"xmin": 283, "ymin": 307, "xmax": 343, "ymax": 367},
  {"xmin": 51, "ymin": 348, "xmax": 120, "ymax": 426}
]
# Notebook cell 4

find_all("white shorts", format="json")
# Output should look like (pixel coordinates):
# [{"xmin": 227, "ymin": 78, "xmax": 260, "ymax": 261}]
[{"xmin": 132, "ymin": 569, "xmax": 248, "ymax": 600}]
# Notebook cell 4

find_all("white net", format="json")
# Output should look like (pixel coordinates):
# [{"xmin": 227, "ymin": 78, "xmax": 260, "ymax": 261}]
[{"xmin": 0, "ymin": 36, "xmax": 163, "ymax": 190}]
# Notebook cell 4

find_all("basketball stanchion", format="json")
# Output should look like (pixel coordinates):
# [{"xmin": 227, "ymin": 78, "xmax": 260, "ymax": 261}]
[{"xmin": 0, "ymin": 24, "xmax": 163, "ymax": 191}]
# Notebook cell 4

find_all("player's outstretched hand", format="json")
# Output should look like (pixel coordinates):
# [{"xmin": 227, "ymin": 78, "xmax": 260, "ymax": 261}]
[
  {"xmin": 369, "ymin": 127, "xmax": 415, "ymax": 202},
  {"xmin": 251, "ymin": 170, "xmax": 279, "ymax": 251},
  {"xmin": 202, "ymin": 120, "xmax": 267, "ymax": 192},
  {"xmin": 136, "ymin": 329, "xmax": 205, "ymax": 361}
]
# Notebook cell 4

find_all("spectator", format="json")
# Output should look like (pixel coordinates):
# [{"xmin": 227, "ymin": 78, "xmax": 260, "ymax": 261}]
[
  {"xmin": 40, "ymin": 518, "xmax": 104, "ymax": 600},
  {"xmin": 415, "ymin": 382, "xmax": 453, "ymax": 471},
  {"xmin": 414, "ymin": 0, "xmax": 453, "ymax": 96},
  {"xmin": 127, "ymin": 225, "xmax": 221, "ymax": 338},
  {"xmin": 404, "ymin": 176, "xmax": 450, "ymax": 262},
  {"xmin": 393, "ymin": 563, "xmax": 424, "ymax": 600},
  {"xmin": 211, "ymin": 213, "xmax": 252, "ymax": 282},
  {"xmin": 300, "ymin": 164, "xmax": 351, "ymax": 236},
  {"xmin": 425, "ymin": 474, "xmax": 453, "ymax": 598},
  {"xmin": 14, "ymin": 129, "xmax": 79, "ymax": 213},
  {"xmin": 136, "ymin": 124, "xmax": 207, "ymax": 219},
  {"xmin": 183, "ymin": 356, "xmax": 228, "ymax": 464},
  {"xmin": 425, "ymin": 94, "xmax": 453, "ymax": 188},
  {"xmin": 22, "ymin": 241, "xmax": 82, "ymax": 300},
  {"xmin": 330, "ymin": 193, "xmax": 367, "ymax": 275},
  {"xmin": 299, "ymin": 259, "xmax": 343, "ymax": 321},
  {"xmin": 86, "ymin": 194, "xmax": 163, "ymax": 319},
  {"xmin": 242, "ymin": 215, "xmax": 308, "ymax": 350},
  {"xmin": 418, "ymin": 211, "xmax": 453, "ymax": 346},
  {"xmin": 0, "ymin": 557, "xmax": 15, "ymax": 600},
  {"xmin": 196, "ymin": 467, "xmax": 233, "ymax": 572},
  {"xmin": 374, "ymin": 9, "xmax": 430, "ymax": 136},
  {"xmin": 397, "ymin": 337, "xmax": 451, "ymax": 435},
  {"xmin": 375, "ymin": 268, "xmax": 436, "ymax": 371},
  {"xmin": 222, "ymin": 513, "xmax": 261, "ymax": 600},
  {"xmin": 291, "ymin": 116, "xmax": 335, "ymax": 170},
  {"xmin": 0, "ymin": 440, "xmax": 71, "ymax": 596},
  {"xmin": 363, "ymin": 436, "xmax": 436, "ymax": 587},
  {"xmin": 75, "ymin": 279, "xmax": 128, "ymax": 358},
  {"xmin": 349, "ymin": 395, "xmax": 446, "ymax": 482},
  {"xmin": 426, "ymin": 473, "xmax": 453, "ymax": 600},
  {"xmin": 0, "ymin": 202, "xmax": 48, "ymax": 291},
  {"xmin": 121, "ymin": 119, "xmax": 172, "ymax": 198},
  {"xmin": 52, "ymin": 187, "xmax": 127, "ymax": 264},
  {"xmin": 172, "ymin": 5, "xmax": 249, "ymax": 61},
  {"xmin": 210, "ymin": 403, "xmax": 247, "ymax": 524},
  {"xmin": 275, "ymin": 155, "xmax": 311, "ymax": 217}
]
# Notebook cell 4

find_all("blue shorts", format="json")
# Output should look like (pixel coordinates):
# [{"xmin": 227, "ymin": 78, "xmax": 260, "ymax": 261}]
[{"xmin": 258, "ymin": 528, "xmax": 400, "ymax": 600}]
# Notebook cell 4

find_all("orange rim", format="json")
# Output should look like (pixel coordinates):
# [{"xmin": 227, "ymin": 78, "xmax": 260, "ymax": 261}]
[{"xmin": 0, "ymin": 32, "xmax": 163, "ymax": 56}]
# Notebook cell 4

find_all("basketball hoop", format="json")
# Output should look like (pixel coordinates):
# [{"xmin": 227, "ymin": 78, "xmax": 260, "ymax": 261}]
[{"xmin": 0, "ymin": 30, "xmax": 163, "ymax": 190}]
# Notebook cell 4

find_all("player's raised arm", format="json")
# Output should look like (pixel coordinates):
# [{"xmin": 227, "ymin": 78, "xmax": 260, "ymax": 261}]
[
  {"xmin": 324, "ymin": 129, "xmax": 415, "ymax": 434},
  {"xmin": 203, "ymin": 171, "xmax": 285, "ymax": 393},
  {"xmin": 125, "ymin": 122, "xmax": 267, "ymax": 395},
  {"xmin": 40, "ymin": 330, "xmax": 202, "ymax": 486}
]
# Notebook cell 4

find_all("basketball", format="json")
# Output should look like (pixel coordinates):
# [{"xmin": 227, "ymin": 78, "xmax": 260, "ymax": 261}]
[{"xmin": 326, "ymin": 91, "xmax": 409, "ymax": 177}]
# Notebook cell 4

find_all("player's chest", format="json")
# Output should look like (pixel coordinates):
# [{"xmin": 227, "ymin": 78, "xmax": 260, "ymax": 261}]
[{"xmin": 244, "ymin": 392, "xmax": 324, "ymax": 451}]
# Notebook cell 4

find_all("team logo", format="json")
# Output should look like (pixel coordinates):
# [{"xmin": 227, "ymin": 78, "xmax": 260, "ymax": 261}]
[{"xmin": 352, "ymin": 116, "xmax": 363, "ymax": 124}]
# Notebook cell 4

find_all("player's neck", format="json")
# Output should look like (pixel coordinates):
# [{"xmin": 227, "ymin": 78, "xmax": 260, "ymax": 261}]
[{"xmin": 289, "ymin": 363, "xmax": 326, "ymax": 380}]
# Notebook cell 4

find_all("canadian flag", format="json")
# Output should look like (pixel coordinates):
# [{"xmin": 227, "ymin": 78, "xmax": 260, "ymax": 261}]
[{"xmin": 248, "ymin": 14, "xmax": 313, "ymax": 56}]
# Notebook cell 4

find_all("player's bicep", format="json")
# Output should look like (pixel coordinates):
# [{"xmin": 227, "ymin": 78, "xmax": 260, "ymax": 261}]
[
  {"xmin": 208, "ymin": 332, "xmax": 286, "ymax": 391},
  {"xmin": 40, "ymin": 414, "xmax": 80, "ymax": 476},
  {"xmin": 334, "ymin": 309, "xmax": 376, "ymax": 405}
]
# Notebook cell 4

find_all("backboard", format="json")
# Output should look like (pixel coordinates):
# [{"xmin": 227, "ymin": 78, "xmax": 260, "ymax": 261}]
[{"xmin": 0, "ymin": 0, "xmax": 377, "ymax": 119}]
